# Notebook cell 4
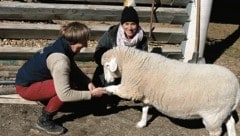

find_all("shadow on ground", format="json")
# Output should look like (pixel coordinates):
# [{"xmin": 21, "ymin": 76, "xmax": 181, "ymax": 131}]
[{"xmin": 204, "ymin": 26, "xmax": 240, "ymax": 63}]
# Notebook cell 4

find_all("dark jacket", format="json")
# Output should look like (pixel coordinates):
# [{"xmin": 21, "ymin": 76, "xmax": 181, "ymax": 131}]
[
  {"xmin": 92, "ymin": 24, "xmax": 148, "ymax": 87},
  {"xmin": 15, "ymin": 37, "xmax": 90, "ymax": 89}
]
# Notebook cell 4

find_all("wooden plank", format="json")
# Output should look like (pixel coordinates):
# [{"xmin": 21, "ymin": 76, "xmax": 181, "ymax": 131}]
[
  {"xmin": 0, "ymin": 65, "xmax": 19, "ymax": 71},
  {"xmin": 0, "ymin": 70, "xmax": 16, "ymax": 78},
  {"xmin": 0, "ymin": 46, "xmax": 182, "ymax": 60},
  {"xmin": 0, "ymin": 94, "xmax": 37, "ymax": 104},
  {"xmin": 173, "ymin": 0, "xmax": 192, "ymax": 7},
  {"xmin": 0, "ymin": 60, "xmax": 26, "ymax": 66},
  {"xmin": 38, "ymin": 0, "xmax": 190, "ymax": 7},
  {"xmin": 0, "ymin": 1, "xmax": 188, "ymax": 24},
  {"xmin": 0, "ymin": 46, "xmax": 94, "ymax": 53},
  {"xmin": 0, "ymin": 47, "xmax": 182, "ymax": 62},
  {"xmin": 0, "ymin": 51, "xmax": 94, "ymax": 61},
  {"xmin": 0, "ymin": 46, "xmax": 94, "ymax": 60},
  {"xmin": 0, "ymin": 22, "xmax": 185, "ymax": 44},
  {"xmin": 0, "ymin": 87, "xmax": 16, "ymax": 95},
  {"xmin": 37, "ymin": 0, "xmax": 163, "ymax": 5},
  {"xmin": 0, "ymin": 46, "xmax": 42, "ymax": 52}
]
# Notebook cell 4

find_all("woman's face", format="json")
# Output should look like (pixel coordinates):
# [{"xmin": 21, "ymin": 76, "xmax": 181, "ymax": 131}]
[
  {"xmin": 122, "ymin": 22, "xmax": 138, "ymax": 39},
  {"xmin": 70, "ymin": 41, "xmax": 87, "ymax": 53}
]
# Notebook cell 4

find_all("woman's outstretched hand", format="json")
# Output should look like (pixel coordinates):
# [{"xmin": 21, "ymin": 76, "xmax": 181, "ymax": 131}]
[{"xmin": 88, "ymin": 82, "xmax": 107, "ymax": 97}]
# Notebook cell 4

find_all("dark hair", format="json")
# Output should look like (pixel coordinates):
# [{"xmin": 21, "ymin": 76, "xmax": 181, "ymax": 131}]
[
  {"xmin": 121, "ymin": 6, "xmax": 139, "ymax": 25},
  {"xmin": 60, "ymin": 22, "xmax": 90, "ymax": 46}
]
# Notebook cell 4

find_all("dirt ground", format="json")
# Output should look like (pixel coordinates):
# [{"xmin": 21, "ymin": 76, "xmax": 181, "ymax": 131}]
[{"xmin": 0, "ymin": 23, "xmax": 239, "ymax": 136}]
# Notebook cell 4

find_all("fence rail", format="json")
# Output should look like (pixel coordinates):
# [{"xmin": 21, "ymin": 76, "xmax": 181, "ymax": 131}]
[
  {"xmin": 0, "ymin": 21, "xmax": 185, "ymax": 43},
  {"xmin": 0, "ymin": 1, "xmax": 188, "ymax": 24},
  {"xmin": 32, "ymin": 0, "xmax": 190, "ymax": 7}
]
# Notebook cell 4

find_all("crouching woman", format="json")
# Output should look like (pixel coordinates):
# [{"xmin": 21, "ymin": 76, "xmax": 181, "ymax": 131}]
[{"xmin": 15, "ymin": 22, "xmax": 107, "ymax": 135}]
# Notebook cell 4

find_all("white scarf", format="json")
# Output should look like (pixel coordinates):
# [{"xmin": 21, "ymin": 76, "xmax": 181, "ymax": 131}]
[{"xmin": 116, "ymin": 25, "xmax": 144, "ymax": 47}]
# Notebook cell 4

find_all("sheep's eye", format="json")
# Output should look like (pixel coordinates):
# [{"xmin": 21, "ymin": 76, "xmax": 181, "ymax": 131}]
[{"xmin": 105, "ymin": 64, "xmax": 110, "ymax": 68}]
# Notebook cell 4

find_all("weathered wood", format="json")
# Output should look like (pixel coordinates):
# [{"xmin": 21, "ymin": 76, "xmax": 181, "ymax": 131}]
[
  {"xmin": 0, "ymin": 44, "xmax": 182, "ymax": 60},
  {"xmin": 0, "ymin": 1, "xmax": 188, "ymax": 24},
  {"xmin": 38, "ymin": 0, "xmax": 190, "ymax": 7},
  {"xmin": 0, "ymin": 45, "xmax": 94, "ymax": 60},
  {"xmin": 0, "ymin": 51, "xmax": 94, "ymax": 61},
  {"xmin": 173, "ymin": 0, "xmax": 192, "ymax": 7},
  {"xmin": 0, "ymin": 22, "xmax": 185, "ymax": 44},
  {"xmin": 0, "ymin": 70, "xmax": 16, "ymax": 78},
  {"xmin": 0, "ymin": 94, "xmax": 37, "ymax": 104},
  {"xmin": 0, "ymin": 66, "xmax": 21, "ymax": 71},
  {"xmin": 0, "ymin": 87, "xmax": 16, "ymax": 95}
]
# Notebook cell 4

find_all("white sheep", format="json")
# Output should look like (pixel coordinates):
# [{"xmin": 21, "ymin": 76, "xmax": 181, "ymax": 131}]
[{"xmin": 102, "ymin": 46, "xmax": 240, "ymax": 136}]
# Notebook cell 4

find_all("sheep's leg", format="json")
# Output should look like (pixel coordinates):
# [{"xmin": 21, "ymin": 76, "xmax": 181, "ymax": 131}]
[
  {"xmin": 105, "ymin": 85, "xmax": 130, "ymax": 98},
  {"xmin": 136, "ymin": 105, "xmax": 149, "ymax": 128},
  {"xmin": 105, "ymin": 85, "xmax": 138, "ymax": 100},
  {"xmin": 105, "ymin": 85, "xmax": 119, "ymax": 95},
  {"xmin": 225, "ymin": 115, "xmax": 236, "ymax": 136},
  {"xmin": 202, "ymin": 115, "xmax": 222, "ymax": 136}
]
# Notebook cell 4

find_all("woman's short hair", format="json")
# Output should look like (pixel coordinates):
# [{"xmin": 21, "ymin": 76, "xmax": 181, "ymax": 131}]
[{"xmin": 60, "ymin": 22, "xmax": 90, "ymax": 46}]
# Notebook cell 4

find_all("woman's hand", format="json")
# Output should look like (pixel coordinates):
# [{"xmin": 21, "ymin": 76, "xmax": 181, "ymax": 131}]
[
  {"xmin": 88, "ymin": 82, "xmax": 107, "ymax": 97},
  {"xmin": 88, "ymin": 82, "xmax": 96, "ymax": 91},
  {"xmin": 90, "ymin": 87, "xmax": 107, "ymax": 97}
]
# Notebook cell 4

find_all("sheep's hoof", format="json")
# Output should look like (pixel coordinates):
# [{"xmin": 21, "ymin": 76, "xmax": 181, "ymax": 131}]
[
  {"xmin": 105, "ymin": 86, "xmax": 117, "ymax": 94},
  {"xmin": 136, "ymin": 121, "xmax": 146, "ymax": 128}
]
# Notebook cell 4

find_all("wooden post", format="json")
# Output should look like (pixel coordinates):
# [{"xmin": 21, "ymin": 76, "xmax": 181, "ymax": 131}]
[{"xmin": 149, "ymin": 0, "xmax": 155, "ymax": 39}]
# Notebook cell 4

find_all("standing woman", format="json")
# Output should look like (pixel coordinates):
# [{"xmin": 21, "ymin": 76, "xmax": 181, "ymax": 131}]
[
  {"xmin": 15, "ymin": 22, "xmax": 106, "ymax": 135},
  {"xmin": 93, "ymin": 6, "xmax": 148, "ymax": 87}
]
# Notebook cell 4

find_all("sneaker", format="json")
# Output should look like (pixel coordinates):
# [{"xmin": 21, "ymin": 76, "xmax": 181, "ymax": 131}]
[{"xmin": 36, "ymin": 118, "xmax": 65, "ymax": 135}]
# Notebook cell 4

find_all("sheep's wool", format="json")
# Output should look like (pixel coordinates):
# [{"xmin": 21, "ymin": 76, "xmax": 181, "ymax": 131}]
[{"xmin": 102, "ymin": 46, "xmax": 240, "ymax": 136}]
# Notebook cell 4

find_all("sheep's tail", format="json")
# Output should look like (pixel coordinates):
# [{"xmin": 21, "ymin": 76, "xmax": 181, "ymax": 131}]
[{"xmin": 123, "ymin": 0, "xmax": 136, "ymax": 7}]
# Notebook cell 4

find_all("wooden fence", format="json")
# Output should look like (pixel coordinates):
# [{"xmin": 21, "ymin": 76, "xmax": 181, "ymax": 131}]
[{"xmin": 0, "ymin": 0, "xmax": 191, "ymax": 103}]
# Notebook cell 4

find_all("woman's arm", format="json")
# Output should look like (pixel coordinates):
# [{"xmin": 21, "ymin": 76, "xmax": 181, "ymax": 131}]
[{"xmin": 46, "ymin": 53, "xmax": 92, "ymax": 102}]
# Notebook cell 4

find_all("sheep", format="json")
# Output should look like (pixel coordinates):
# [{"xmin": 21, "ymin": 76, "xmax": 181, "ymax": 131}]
[{"xmin": 101, "ymin": 46, "xmax": 240, "ymax": 136}]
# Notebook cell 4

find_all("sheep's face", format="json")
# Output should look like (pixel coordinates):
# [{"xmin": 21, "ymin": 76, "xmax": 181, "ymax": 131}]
[{"xmin": 103, "ymin": 58, "xmax": 121, "ymax": 83}]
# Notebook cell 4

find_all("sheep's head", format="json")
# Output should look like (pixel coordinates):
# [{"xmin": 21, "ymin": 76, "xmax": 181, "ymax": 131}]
[{"xmin": 102, "ymin": 57, "xmax": 121, "ymax": 83}]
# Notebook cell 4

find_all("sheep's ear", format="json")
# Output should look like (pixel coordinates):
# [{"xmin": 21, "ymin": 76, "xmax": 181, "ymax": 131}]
[{"xmin": 109, "ymin": 58, "xmax": 118, "ymax": 72}]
